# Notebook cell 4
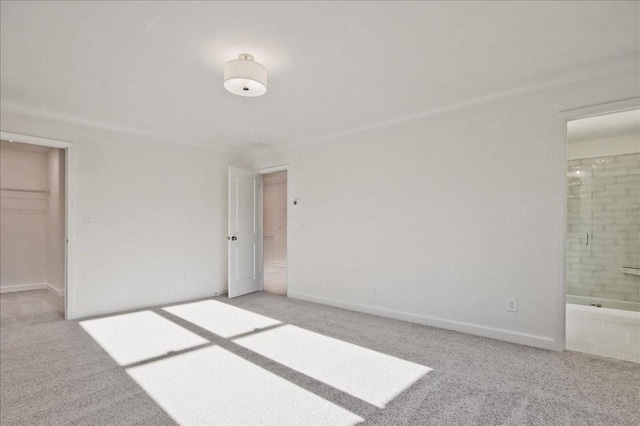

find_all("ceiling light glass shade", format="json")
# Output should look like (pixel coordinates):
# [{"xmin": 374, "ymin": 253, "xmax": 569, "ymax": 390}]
[{"xmin": 224, "ymin": 54, "xmax": 267, "ymax": 97}]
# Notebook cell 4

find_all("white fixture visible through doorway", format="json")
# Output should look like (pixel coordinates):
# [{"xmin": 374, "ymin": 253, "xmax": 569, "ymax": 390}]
[{"xmin": 224, "ymin": 54, "xmax": 267, "ymax": 97}]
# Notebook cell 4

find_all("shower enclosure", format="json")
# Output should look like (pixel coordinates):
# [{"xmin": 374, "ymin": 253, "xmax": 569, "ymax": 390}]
[{"xmin": 566, "ymin": 151, "xmax": 640, "ymax": 311}]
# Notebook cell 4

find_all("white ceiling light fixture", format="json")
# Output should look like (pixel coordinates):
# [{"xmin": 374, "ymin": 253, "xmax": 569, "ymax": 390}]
[{"xmin": 224, "ymin": 54, "xmax": 267, "ymax": 97}]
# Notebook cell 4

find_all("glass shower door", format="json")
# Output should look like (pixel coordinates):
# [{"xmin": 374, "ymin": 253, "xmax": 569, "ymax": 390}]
[{"xmin": 566, "ymin": 166, "xmax": 595, "ymax": 305}]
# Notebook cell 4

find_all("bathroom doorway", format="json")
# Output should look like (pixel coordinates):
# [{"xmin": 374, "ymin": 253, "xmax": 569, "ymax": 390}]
[
  {"xmin": 564, "ymin": 105, "xmax": 639, "ymax": 363},
  {"xmin": 262, "ymin": 170, "xmax": 287, "ymax": 295}
]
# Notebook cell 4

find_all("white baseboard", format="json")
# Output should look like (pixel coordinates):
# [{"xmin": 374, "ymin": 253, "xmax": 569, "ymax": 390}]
[
  {"xmin": 0, "ymin": 282, "xmax": 48, "ymax": 293},
  {"xmin": 288, "ymin": 291, "xmax": 559, "ymax": 351},
  {"xmin": 47, "ymin": 284, "xmax": 64, "ymax": 297},
  {"xmin": 0, "ymin": 282, "xmax": 65, "ymax": 297}
]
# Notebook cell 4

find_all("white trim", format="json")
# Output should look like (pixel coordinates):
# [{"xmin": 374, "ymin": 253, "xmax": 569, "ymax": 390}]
[
  {"xmin": 289, "ymin": 291, "xmax": 557, "ymax": 350},
  {"xmin": 65, "ymin": 141, "xmax": 75, "ymax": 319},
  {"xmin": 3, "ymin": 54, "xmax": 637, "ymax": 157},
  {"xmin": 1, "ymin": 131, "xmax": 72, "ymax": 149},
  {"xmin": 554, "ymin": 97, "xmax": 640, "ymax": 352},
  {"xmin": 0, "ymin": 283, "xmax": 63, "ymax": 296},
  {"xmin": 250, "ymin": 54, "xmax": 639, "ymax": 154},
  {"xmin": 258, "ymin": 164, "xmax": 289, "ymax": 175},
  {"xmin": 258, "ymin": 173, "xmax": 264, "ymax": 293},
  {"xmin": 0, "ymin": 130, "xmax": 75, "ymax": 319},
  {"xmin": 47, "ymin": 284, "xmax": 64, "ymax": 297},
  {"xmin": 2, "ymin": 103, "xmax": 242, "ymax": 155},
  {"xmin": 0, "ymin": 283, "xmax": 48, "ymax": 293}
]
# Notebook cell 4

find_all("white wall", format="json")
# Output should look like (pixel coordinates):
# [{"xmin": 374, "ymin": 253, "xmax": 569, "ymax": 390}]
[
  {"xmin": 47, "ymin": 148, "xmax": 65, "ymax": 294},
  {"xmin": 253, "ymin": 70, "xmax": 640, "ymax": 350},
  {"xmin": 0, "ymin": 143, "xmax": 49, "ymax": 290},
  {"xmin": 2, "ymin": 70, "xmax": 637, "ymax": 348},
  {"xmin": 0, "ymin": 111, "xmax": 251, "ymax": 318},
  {"xmin": 568, "ymin": 132, "xmax": 640, "ymax": 160}
]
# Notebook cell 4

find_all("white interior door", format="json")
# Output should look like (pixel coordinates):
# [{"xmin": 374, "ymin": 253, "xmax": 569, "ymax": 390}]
[{"xmin": 228, "ymin": 167, "xmax": 262, "ymax": 298}]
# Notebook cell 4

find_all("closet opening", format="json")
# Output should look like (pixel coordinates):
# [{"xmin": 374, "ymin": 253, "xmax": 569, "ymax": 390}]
[{"xmin": 0, "ymin": 139, "xmax": 67, "ymax": 321}]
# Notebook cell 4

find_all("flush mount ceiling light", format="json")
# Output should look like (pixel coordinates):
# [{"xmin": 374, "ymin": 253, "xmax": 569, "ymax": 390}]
[{"xmin": 224, "ymin": 54, "xmax": 267, "ymax": 97}]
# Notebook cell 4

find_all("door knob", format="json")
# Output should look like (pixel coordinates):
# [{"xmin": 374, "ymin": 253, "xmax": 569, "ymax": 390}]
[{"xmin": 231, "ymin": 236, "xmax": 238, "ymax": 241}]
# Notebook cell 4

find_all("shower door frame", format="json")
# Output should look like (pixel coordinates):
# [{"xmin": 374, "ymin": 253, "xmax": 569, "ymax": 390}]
[{"xmin": 555, "ymin": 97, "xmax": 639, "ymax": 351}]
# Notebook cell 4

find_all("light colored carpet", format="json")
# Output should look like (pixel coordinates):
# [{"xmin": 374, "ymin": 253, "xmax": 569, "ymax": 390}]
[
  {"xmin": 1, "ymin": 290, "xmax": 173, "ymax": 425},
  {"xmin": 127, "ymin": 345, "xmax": 364, "ymax": 425},
  {"xmin": 0, "ymin": 289, "xmax": 64, "ymax": 327},
  {"xmin": 2, "ymin": 290, "xmax": 640, "ymax": 425}
]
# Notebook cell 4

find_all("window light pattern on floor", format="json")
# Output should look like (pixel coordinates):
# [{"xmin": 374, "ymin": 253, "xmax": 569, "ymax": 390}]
[
  {"xmin": 163, "ymin": 299, "xmax": 281, "ymax": 338},
  {"xmin": 234, "ymin": 324, "xmax": 432, "ymax": 408},
  {"xmin": 126, "ymin": 346, "xmax": 364, "ymax": 425},
  {"xmin": 79, "ymin": 311, "xmax": 208, "ymax": 365},
  {"xmin": 80, "ymin": 299, "xmax": 433, "ymax": 425}
]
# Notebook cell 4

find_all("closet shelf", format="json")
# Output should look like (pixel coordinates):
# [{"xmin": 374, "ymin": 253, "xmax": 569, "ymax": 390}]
[{"xmin": 0, "ymin": 187, "xmax": 50, "ymax": 194}]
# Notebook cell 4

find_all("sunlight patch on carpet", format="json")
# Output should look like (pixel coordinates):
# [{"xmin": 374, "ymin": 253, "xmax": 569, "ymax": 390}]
[
  {"xmin": 80, "ymin": 311, "xmax": 208, "ymax": 365},
  {"xmin": 234, "ymin": 324, "xmax": 432, "ymax": 408},
  {"xmin": 163, "ymin": 299, "xmax": 281, "ymax": 338},
  {"xmin": 126, "ymin": 346, "xmax": 364, "ymax": 425}
]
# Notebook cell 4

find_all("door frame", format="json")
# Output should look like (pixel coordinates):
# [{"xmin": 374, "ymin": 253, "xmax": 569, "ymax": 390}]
[
  {"xmin": 257, "ymin": 164, "xmax": 290, "ymax": 297},
  {"xmin": 0, "ymin": 131, "xmax": 76, "ymax": 319},
  {"xmin": 554, "ymin": 97, "xmax": 639, "ymax": 351}
]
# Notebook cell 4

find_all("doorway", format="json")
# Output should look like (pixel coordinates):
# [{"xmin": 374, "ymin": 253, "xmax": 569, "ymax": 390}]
[
  {"xmin": 562, "ymin": 102, "xmax": 639, "ymax": 363},
  {"xmin": 227, "ymin": 166, "xmax": 288, "ymax": 299},
  {"xmin": 0, "ymin": 140, "xmax": 66, "ymax": 321},
  {"xmin": 262, "ymin": 171, "xmax": 288, "ymax": 295},
  {"xmin": 0, "ymin": 131, "xmax": 74, "ymax": 319}
]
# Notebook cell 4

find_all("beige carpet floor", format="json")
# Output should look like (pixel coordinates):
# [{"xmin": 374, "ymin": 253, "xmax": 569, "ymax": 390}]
[{"xmin": 1, "ymin": 290, "xmax": 639, "ymax": 425}]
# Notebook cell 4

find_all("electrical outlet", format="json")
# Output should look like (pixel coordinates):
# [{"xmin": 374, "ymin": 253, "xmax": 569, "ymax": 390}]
[{"xmin": 508, "ymin": 297, "xmax": 518, "ymax": 312}]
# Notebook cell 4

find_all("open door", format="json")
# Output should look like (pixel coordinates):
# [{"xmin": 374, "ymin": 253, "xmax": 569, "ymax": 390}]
[{"xmin": 228, "ymin": 167, "xmax": 262, "ymax": 298}]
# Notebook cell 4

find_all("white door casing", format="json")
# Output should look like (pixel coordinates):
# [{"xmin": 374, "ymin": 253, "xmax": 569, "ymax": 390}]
[
  {"xmin": 228, "ymin": 167, "xmax": 262, "ymax": 298},
  {"xmin": 0, "ymin": 131, "xmax": 75, "ymax": 319}
]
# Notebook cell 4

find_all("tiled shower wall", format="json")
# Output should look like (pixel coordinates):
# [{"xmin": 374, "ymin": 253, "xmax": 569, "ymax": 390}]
[{"xmin": 567, "ymin": 153, "xmax": 640, "ymax": 309}]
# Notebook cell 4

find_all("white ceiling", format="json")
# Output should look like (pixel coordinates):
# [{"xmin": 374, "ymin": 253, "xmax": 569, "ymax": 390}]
[
  {"xmin": 568, "ymin": 109, "xmax": 640, "ymax": 142},
  {"xmin": 1, "ymin": 1, "xmax": 638, "ymax": 152}
]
